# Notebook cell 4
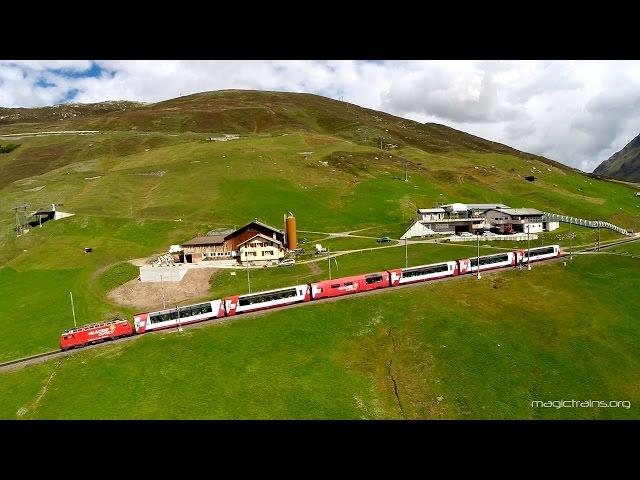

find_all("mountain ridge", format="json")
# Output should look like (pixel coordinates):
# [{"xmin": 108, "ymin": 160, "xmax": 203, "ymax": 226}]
[
  {"xmin": 0, "ymin": 89, "xmax": 575, "ymax": 173},
  {"xmin": 594, "ymin": 132, "xmax": 640, "ymax": 182}
]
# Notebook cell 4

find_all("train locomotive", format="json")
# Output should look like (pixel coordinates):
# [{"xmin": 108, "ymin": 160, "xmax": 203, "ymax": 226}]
[{"xmin": 60, "ymin": 244, "xmax": 561, "ymax": 350}]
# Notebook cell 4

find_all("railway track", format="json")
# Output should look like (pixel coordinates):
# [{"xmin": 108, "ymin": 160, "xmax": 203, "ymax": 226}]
[
  {"xmin": 0, "ymin": 255, "xmax": 565, "ymax": 372},
  {"xmin": 574, "ymin": 234, "xmax": 640, "ymax": 252},
  {"xmin": 2, "ymin": 241, "xmax": 639, "ymax": 374}
]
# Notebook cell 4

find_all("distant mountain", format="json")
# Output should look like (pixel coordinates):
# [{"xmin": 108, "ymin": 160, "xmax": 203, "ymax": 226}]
[
  {"xmin": 0, "ymin": 101, "xmax": 144, "ymax": 126},
  {"xmin": 594, "ymin": 133, "xmax": 640, "ymax": 182}
]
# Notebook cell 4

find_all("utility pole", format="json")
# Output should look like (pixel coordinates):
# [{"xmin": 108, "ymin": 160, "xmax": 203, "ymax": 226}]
[
  {"xmin": 569, "ymin": 218, "xmax": 573, "ymax": 260},
  {"xmin": 69, "ymin": 291, "xmax": 77, "ymax": 328},
  {"xmin": 13, "ymin": 205, "xmax": 28, "ymax": 237},
  {"xmin": 405, "ymin": 237, "xmax": 408, "ymax": 268},
  {"xmin": 380, "ymin": 137, "xmax": 383, "ymax": 150},
  {"xmin": 160, "ymin": 274, "xmax": 166, "ymax": 309},
  {"xmin": 597, "ymin": 222, "xmax": 601, "ymax": 252},
  {"xmin": 14, "ymin": 207, "xmax": 20, "ymax": 237},
  {"xmin": 404, "ymin": 160, "xmax": 408, "ymax": 182},
  {"xmin": 246, "ymin": 259, "xmax": 251, "ymax": 293},
  {"xmin": 176, "ymin": 305, "xmax": 183, "ymax": 332},
  {"xmin": 476, "ymin": 232, "xmax": 481, "ymax": 280},
  {"xmin": 328, "ymin": 251, "xmax": 332, "ymax": 280},
  {"xmin": 527, "ymin": 227, "xmax": 531, "ymax": 271}
]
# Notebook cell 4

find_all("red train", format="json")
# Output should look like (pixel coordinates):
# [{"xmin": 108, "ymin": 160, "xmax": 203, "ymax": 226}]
[
  {"xmin": 60, "ymin": 245, "xmax": 560, "ymax": 350},
  {"xmin": 60, "ymin": 319, "xmax": 133, "ymax": 351}
]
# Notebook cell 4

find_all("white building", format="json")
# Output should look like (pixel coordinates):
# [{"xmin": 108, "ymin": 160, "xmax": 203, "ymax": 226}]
[
  {"xmin": 483, "ymin": 208, "xmax": 558, "ymax": 233},
  {"xmin": 402, "ymin": 203, "xmax": 509, "ymax": 239},
  {"xmin": 237, "ymin": 233, "xmax": 285, "ymax": 264},
  {"xmin": 402, "ymin": 203, "xmax": 559, "ymax": 239},
  {"xmin": 417, "ymin": 208, "xmax": 446, "ymax": 221}
]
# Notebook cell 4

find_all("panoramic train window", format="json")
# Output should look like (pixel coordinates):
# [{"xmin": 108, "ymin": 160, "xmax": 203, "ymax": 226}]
[
  {"xmin": 527, "ymin": 246, "xmax": 555, "ymax": 257},
  {"xmin": 178, "ymin": 302, "xmax": 213, "ymax": 318},
  {"xmin": 402, "ymin": 264, "xmax": 448, "ymax": 278},
  {"xmin": 149, "ymin": 303, "xmax": 213, "ymax": 325},
  {"xmin": 238, "ymin": 288, "xmax": 298, "ymax": 306},
  {"xmin": 365, "ymin": 274, "xmax": 383, "ymax": 284},
  {"xmin": 470, "ymin": 254, "xmax": 509, "ymax": 268}
]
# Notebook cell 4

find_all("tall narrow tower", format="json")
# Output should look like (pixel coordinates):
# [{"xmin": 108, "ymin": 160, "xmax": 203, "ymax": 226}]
[{"xmin": 285, "ymin": 212, "xmax": 297, "ymax": 251}]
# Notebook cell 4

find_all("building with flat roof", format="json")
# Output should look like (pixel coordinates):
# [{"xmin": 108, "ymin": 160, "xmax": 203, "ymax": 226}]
[
  {"xmin": 484, "ymin": 208, "xmax": 544, "ymax": 233},
  {"xmin": 403, "ymin": 202, "xmax": 558, "ymax": 239}
]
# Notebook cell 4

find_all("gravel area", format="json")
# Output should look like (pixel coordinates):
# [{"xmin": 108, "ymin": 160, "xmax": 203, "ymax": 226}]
[{"xmin": 108, "ymin": 268, "xmax": 216, "ymax": 310}]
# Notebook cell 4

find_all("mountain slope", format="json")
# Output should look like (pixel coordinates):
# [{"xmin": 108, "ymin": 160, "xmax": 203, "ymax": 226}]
[
  {"xmin": 0, "ymin": 90, "xmax": 572, "ymax": 172},
  {"xmin": 594, "ymin": 133, "xmax": 640, "ymax": 182}
]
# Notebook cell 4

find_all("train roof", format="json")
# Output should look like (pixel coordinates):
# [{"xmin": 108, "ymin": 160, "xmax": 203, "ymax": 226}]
[
  {"xmin": 402, "ymin": 260, "xmax": 456, "ymax": 271},
  {"xmin": 143, "ymin": 299, "xmax": 219, "ymax": 316},
  {"xmin": 62, "ymin": 318, "xmax": 127, "ymax": 334}
]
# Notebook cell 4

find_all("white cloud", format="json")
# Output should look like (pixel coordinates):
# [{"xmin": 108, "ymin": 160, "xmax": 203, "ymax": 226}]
[{"xmin": 1, "ymin": 59, "xmax": 640, "ymax": 172}]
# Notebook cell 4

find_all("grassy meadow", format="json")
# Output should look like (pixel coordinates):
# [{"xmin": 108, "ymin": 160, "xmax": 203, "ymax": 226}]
[{"xmin": 1, "ymin": 253, "xmax": 638, "ymax": 419}]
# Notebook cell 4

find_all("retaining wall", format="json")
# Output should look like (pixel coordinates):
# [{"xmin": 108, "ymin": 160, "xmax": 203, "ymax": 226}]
[{"xmin": 140, "ymin": 265, "xmax": 188, "ymax": 282}]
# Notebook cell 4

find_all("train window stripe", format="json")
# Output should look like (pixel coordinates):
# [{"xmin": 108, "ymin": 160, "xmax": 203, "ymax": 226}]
[
  {"xmin": 238, "ymin": 288, "xmax": 298, "ymax": 307},
  {"xmin": 402, "ymin": 263, "xmax": 449, "ymax": 278},
  {"xmin": 365, "ymin": 274, "xmax": 383, "ymax": 284},
  {"xmin": 149, "ymin": 302, "xmax": 213, "ymax": 324},
  {"xmin": 470, "ymin": 254, "xmax": 509, "ymax": 268},
  {"xmin": 525, "ymin": 246, "xmax": 555, "ymax": 257}
]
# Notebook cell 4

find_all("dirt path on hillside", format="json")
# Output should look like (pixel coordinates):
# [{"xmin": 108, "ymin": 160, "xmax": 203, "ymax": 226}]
[
  {"xmin": 307, "ymin": 262, "xmax": 322, "ymax": 275},
  {"xmin": 108, "ymin": 268, "xmax": 216, "ymax": 311}
]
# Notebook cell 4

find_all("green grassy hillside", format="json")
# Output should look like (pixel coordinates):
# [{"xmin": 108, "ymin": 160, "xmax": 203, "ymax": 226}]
[
  {"xmin": 0, "ymin": 90, "xmax": 638, "ymax": 419},
  {"xmin": 1, "ymin": 254, "xmax": 638, "ymax": 419}
]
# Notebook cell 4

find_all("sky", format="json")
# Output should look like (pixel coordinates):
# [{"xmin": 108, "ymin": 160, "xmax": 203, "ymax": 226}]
[{"xmin": 1, "ymin": 60, "xmax": 639, "ymax": 173}]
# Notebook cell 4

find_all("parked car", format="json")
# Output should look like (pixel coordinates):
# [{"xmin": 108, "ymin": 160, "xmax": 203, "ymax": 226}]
[
  {"xmin": 278, "ymin": 258, "xmax": 296, "ymax": 267},
  {"xmin": 377, "ymin": 236, "xmax": 392, "ymax": 243},
  {"xmin": 458, "ymin": 232, "xmax": 473, "ymax": 237},
  {"xmin": 482, "ymin": 231, "xmax": 495, "ymax": 237}
]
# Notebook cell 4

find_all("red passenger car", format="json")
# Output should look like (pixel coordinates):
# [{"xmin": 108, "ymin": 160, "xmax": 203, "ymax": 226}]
[
  {"xmin": 310, "ymin": 271, "xmax": 390, "ymax": 300},
  {"xmin": 60, "ymin": 319, "xmax": 133, "ymax": 350}
]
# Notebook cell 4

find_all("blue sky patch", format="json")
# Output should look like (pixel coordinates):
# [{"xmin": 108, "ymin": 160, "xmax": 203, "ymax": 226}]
[
  {"xmin": 36, "ymin": 78, "xmax": 56, "ymax": 88},
  {"xmin": 51, "ymin": 62, "xmax": 103, "ymax": 79}
]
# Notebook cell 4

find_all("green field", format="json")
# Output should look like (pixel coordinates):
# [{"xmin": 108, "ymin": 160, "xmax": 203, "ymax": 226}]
[
  {"xmin": 1, "ymin": 91, "xmax": 639, "ymax": 419},
  {"xmin": 314, "ymin": 236, "xmax": 398, "ymax": 251},
  {"xmin": 607, "ymin": 240, "xmax": 640, "ymax": 256},
  {"xmin": 1, "ymin": 254, "xmax": 638, "ymax": 419},
  {"xmin": 472, "ymin": 224, "xmax": 625, "ymax": 252}
]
